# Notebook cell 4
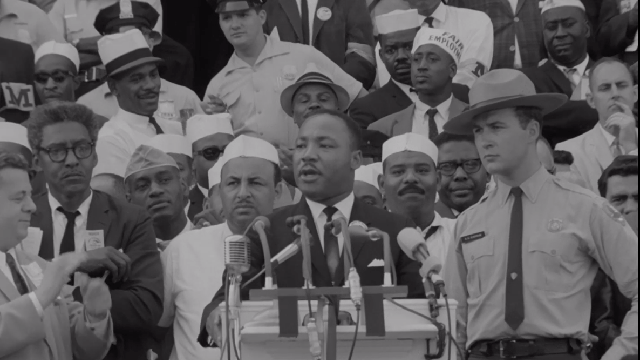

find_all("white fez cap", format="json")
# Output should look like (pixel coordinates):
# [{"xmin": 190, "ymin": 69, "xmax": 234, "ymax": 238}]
[
  {"xmin": 124, "ymin": 144, "xmax": 179, "ymax": 181},
  {"xmin": 0, "ymin": 122, "xmax": 30, "ymax": 149},
  {"xmin": 207, "ymin": 160, "xmax": 223, "ymax": 190},
  {"xmin": 186, "ymin": 113, "xmax": 234, "ymax": 144},
  {"xmin": 412, "ymin": 27, "xmax": 463, "ymax": 65},
  {"xmin": 376, "ymin": 9, "xmax": 420, "ymax": 35},
  {"xmin": 540, "ymin": 0, "xmax": 585, "ymax": 13},
  {"xmin": 146, "ymin": 134, "xmax": 192, "ymax": 158},
  {"xmin": 35, "ymin": 41, "xmax": 80, "ymax": 71},
  {"xmin": 382, "ymin": 133, "xmax": 438, "ymax": 163},
  {"xmin": 355, "ymin": 163, "xmax": 383, "ymax": 190},
  {"xmin": 215, "ymin": 135, "xmax": 279, "ymax": 184}
]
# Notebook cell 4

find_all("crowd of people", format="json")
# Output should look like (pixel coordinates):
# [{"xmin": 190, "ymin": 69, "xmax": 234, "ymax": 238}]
[{"xmin": 0, "ymin": 0, "xmax": 638, "ymax": 359}]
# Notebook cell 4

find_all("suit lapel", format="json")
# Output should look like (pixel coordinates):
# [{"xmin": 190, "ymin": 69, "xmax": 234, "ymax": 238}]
[
  {"xmin": 0, "ymin": 270, "xmax": 20, "ymax": 301},
  {"xmin": 515, "ymin": 0, "xmax": 526, "ymax": 15},
  {"xmin": 86, "ymin": 191, "xmax": 111, "ymax": 234},
  {"xmin": 391, "ymin": 104, "xmax": 415, "ymax": 136},
  {"xmin": 31, "ymin": 193, "xmax": 54, "ymax": 260},
  {"xmin": 587, "ymin": 127, "xmax": 614, "ymax": 172},
  {"xmin": 542, "ymin": 61, "xmax": 573, "ymax": 96},
  {"xmin": 279, "ymin": 0, "xmax": 304, "ymax": 42},
  {"xmin": 297, "ymin": 200, "xmax": 333, "ymax": 285},
  {"xmin": 386, "ymin": 81, "xmax": 411, "ymax": 106},
  {"xmin": 311, "ymin": 0, "xmax": 335, "ymax": 45}
]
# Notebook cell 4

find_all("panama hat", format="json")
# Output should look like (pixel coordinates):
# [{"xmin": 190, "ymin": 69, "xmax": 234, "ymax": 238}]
[
  {"xmin": 98, "ymin": 28, "xmax": 163, "ymax": 77},
  {"xmin": 444, "ymin": 69, "xmax": 568, "ymax": 135}
]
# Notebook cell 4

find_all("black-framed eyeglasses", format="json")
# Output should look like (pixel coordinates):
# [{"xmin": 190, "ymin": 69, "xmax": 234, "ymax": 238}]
[
  {"xmin": 34, "ymin": 70, "xmax": 75, "ymax": 84},
  {"xmin": 37, "ymin": 142, "xmax": 95, "ymax": 163},
  {"xmin": 437, "ymin": 158, "xmax": 482, "ymax": 176},
  {"xmin": 195, "ymin": 146, "xmax": 226, "ymax": 161}
]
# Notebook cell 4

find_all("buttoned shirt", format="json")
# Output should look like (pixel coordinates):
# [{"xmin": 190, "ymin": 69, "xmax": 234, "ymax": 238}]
[
  {"xmin": 306, "ymin": 193, "xmax": 355, "ymax": 254},
  {"xmin": 411, "ymin": 95, "xmax": 453, "ymax": 138},
  {"xmin": 0, "ymin": 0, "xmax": 64, "ymax": 51},
  {"xmin": 48, "ymin": 191, "xmax": 93, "ymax": 256},
  {"xmin": 159, "ymin": 222, "xmax": 229, "ymax": 360},
  {"xmin": 204, "ymin": 36, "xmax": 363, "ymax": 148},
  {"xmin": 392, "ymin": 78, "xmax": 418, "ymax": 103},
  {"xmin": 94, "ymin": 108, "xmax": 183, "ymax": 177},
  {"xmin": 444, "ymin": 166, "xmax": 638, "ymax": 359},
  {"xmin": 77, "ymin": 78, "xmax": 203, "ymax": 121},
  {"xmin": 420, "ymin": 212, "xmax": 456, "ymax": 275},
  {"xmin": 295, "ymin": 0, "xmax": 318, "ymax": 45},
  {"xmin": 375, "ymin": 2, "xmax": 494, "ymax": 88},
  {"xmin": 47, "ymin": 0, "xmax": 162, "ymax": 43}
]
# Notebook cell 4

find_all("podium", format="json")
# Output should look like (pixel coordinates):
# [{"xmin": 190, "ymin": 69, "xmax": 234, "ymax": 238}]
[{"xmin": 219, "ymin": 285, "xmax": 458, "ymax": 360}]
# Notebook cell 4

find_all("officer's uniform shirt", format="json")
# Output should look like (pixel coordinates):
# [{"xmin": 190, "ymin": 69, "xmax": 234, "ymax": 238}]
[
  {"xmin": 0, "ymin": 0, "xmax": 64, "ymax": 51},
  {"xmin": 48, "ymin": 0, "xmax": 162, "ymax": 43},
  {"xmin": 78, "ymin": 78, "xmax": 203, "ymax": 120},
  {"xmin": 375, "ymin": 1, "xmax": 494, "ymax": 88},
  {"xmin": 159, "ymin": 222, "xmax": 228, "ymax": 360},
  {"xmin": 420, "ymin": 212, "xmax": 456, "ymax": 276},
  {"xmin": 444, "ymin": 166, "xmax": 638, "ymax": 357},
  {"xmin": 204, "ymin": 35, "xmax": 363, "ymax": 148},
  {"xmin": 411, "ymin": 95, "xmax": 452, "ymax": 139}
]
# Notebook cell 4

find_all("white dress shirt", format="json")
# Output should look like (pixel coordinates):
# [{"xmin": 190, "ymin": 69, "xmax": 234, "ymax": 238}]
[
  {"xmin": 295, "ymin": 0, "xmax": 318, "ymax": 45},
  {"xmin": 392, "ymin": 78, "xmax": 419, "ymax": 103},
  {"xmin": 48, "ymin": 191, "xmax": 93, "ymax": 256},
  {"xmin": 159, "ymin": 222, "xmax": 229, "ymax": 360},
  {"xmin": 419, "ymin": 212, "xmax": 456, "ymax": 277},
  {"xmin": 411, "ymin": 95, "xmax": 453, "ymax": 138},
  {"xmin": 305, "ymin": 193, "xmax": 355, "ymax": 254},
  {"xmin": 555, "ymin": 55, "xmax": 590, "ymax": 87}
]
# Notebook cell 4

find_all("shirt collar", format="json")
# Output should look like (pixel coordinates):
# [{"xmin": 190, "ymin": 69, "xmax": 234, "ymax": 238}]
[
  {"xmin": 48, "ymin": 190, "xmax": 93, "ymax": 219},
  {"xmin": 555, "ymin": 56, "xmax": 590, "ymax": 77},
  {"xmin": 306, "ymin": 193, "xmax": 355, "ymax": 223},
  {"xmin": 115, "ymin": 108, "xmax": 151, "ymax": 126},
  {"xmin": 420, "ymin": 212, "xmax": 444, "ymax": 235},
  {"xmin": 391, "ymin": 79, "xmax": 414, "ymax": 99},
  {"xmin": 495, "ymin": 166, "xmax": 551, "ymax": 205},
  {"xmin": 198, "ymin": 184, "xmax": 208, "ymax": 198},
  {"xmin": 226, "ymin": 36, "xmax": 290, "ymax": 73},
  {"xmin": 418, "ymin": 2, "xmax": 447, "ymax": 24},
  {"xmin": 597, "ymin": 123, "xmax": 616, "ymax": 147},
  {"xmin": 415, "ymin": 95, "xmax": 453, "ymax": 120}
]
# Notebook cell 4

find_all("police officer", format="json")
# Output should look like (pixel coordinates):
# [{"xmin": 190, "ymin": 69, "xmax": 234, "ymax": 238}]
[{"xmin": 443, "ymin": 69, "xmax": 638, "ymax": 360}]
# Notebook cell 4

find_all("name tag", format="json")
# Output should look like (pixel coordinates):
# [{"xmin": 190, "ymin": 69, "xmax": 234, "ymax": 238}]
[
  {"xmin": 81, "ymin": 230, "xmax": 105, "ymax": 251},
  {"xmin": 461, "ymin": 231, "xmax": 486, "ymax": 244}
]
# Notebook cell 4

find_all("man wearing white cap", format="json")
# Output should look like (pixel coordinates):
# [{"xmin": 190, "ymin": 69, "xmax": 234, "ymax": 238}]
[
  {"xmin": 354, "ymin": 162, "xmax": 384, "ymax": 208},
  {"xmin": 93, "ymin": 29, "xmax": 183, "ymax": 181},
  {"xmin": 369, "ymin": 27, "xmax": 468, "ymax": 139},
  {"xmin": 0, "ymin": 122, "xmax": 47, "ymax": 198},
  {"xmin": 379, "ymin": 132, "xmax": 455, "ymax": 265},
  {"xmin": 147, "ymin": 134, "xmax": 194, "ymax": 191},
  {"xmin": 442, "ymin": 69, "xmax": 637, "ymax": 360},
  {"xmin": 185, "ymin": 114, "xmax": 234, "ymax": 222},
  {"xmin": 160, "ymin": 134, "xmax": 282, "ymax": 360},
  {"xmin": 33, "ymin": 41, "xmax": 81, "ymax": 105}
]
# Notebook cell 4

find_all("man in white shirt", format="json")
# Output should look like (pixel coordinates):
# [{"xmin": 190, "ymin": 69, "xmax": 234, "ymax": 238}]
[{"xmin": 159, "ymin": 134, "xmax": 282, "ymax": 360}]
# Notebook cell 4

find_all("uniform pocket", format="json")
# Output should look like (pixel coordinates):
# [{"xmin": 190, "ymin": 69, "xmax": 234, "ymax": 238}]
[
  {"xmin": 461, "ymin": 235, "xmax": 495, "ymax": 298},
  {"xmin": 528, "ymin": 232, "xmax": 585, "ymax": 292}
]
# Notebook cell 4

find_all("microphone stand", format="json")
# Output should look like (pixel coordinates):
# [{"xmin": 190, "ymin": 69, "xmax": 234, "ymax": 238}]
[{"xmin": 254, "ymin": 223, "xmax": 273, "ymax": 289}]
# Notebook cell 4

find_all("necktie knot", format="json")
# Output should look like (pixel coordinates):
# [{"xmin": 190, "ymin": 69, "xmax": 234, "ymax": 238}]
[
  {"xmin": 510, "ymin": 187, "xmax": 523, "ymax": 198},
  {"xmin": 564, "ymin": 68, "xmax": 577, "ymax": 76},
  {"xmin": 57, "ymin": 207, "xmax": 80, "ymax": 222},
  {"xmin": 426, "ymin": 108, "xmax": 438, "ymax": 118},
  {"xmin": 148, "ymin": 116, "xmax": 164, "ymax": 135},
  {"xmin": 424, "ymin": 16, "xmax": 435, "ymax": 28},
  {"xmin": 323, "ymin": 206, "xmax": 338, "ymax": 221}
]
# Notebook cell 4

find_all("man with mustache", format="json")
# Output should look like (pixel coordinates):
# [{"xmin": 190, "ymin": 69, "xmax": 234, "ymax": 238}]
[
  {"xmin": 557, "ymin": 57, "xmax": 638, "ymax": 192},
  {"xmin": 433, "ymin": 132, "xmax": 490, "ymax": 219},
  {"xmin": 379, "ymin": 133, "xmax": 456, "ymax": 263},
  {"xmin": 369, "ymin": 27, "xmax": 467, "ymax": 139},
  {"xmin": 26, "ymin": 101, "xmax": 165, "ymax": 360},
  {"xmin": 160, "ymin": 135, "xmax": 282, "ymax": 360}
]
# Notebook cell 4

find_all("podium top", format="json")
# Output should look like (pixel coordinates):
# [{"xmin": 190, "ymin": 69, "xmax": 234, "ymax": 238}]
[{"xmin": 249, "ymin": 286, "xmax": 408, "ymax": 301}]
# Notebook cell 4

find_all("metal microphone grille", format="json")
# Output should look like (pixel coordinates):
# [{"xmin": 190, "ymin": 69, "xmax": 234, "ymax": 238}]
[{"xmin": 224, "ymin": 235, "xmax": 250, "ymax": 275}]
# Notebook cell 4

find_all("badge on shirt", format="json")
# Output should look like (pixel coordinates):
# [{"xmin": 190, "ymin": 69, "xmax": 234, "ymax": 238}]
[
  {"xmin": 82, "ymin": 230, "xmax": 105, "ymax": 251},
  {"xmin": 547, "ymin": 218, "xmax": 564, "ymax": 232},
  {"xmin": 157, "ymin": 99, "xmax": 176, "ymax": 119},
  {"xmin": 461, "ymin": 231, "xmax": 486, "ymax": 244},
  {"xmin": 317, "ymin": 7, "xmax": 332, "ymax": 21}
]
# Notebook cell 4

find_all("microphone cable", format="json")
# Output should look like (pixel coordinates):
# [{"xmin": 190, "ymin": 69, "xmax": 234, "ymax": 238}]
[
  {"xmin": 224, "ymin": 275, "xmax": 231, "ymax": 360},
  {"xmin": 347, "ymin": 307, "xmax": 361, "ymax": 360}
]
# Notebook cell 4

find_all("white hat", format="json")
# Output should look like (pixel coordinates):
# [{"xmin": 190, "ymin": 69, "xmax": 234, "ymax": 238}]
[
  {"xmin": 540, "ymin": 0, "xmax": 585, "ymax": 13},
  {"xmin": 412, "ymin": 27, "xmax": 464, "ymax": 65},
  {"xmin": 124, "ymin": 144, "xmax": 179, "ymax": 181},
  {"xmin": 35, "ymin": 41, "xmax": 80, "ymax": 71},
  {"xmin": 382, "ymin": 133, "xmax": 438, "ymax": 163},
  {"xmin": 0, "ymin": 123, "xmax": 30, "ymax": 149},
  {"xmin": 146, "ymin": 134, "xmax": 192, "ymax": 158},
  {"xmin": 355, "ymin": 163, "xmax": 383, "ymax": 190},
  {"xmin": 98, "ymin": 28, "xmax": 163, "ymax": 77},
  {"xmin": 207, "ymin": 160, "xmax": 223, "ymax": 189},
  {"xmin": 186, "ymin": 113, "xmax": 234, "ymax": 144},
  {"xmin": 376, "ymin": 9, "xmax": 420, "ymax": 35},
  {"xmin": 216, "ymin": 135, "xmax": 279, "ymax": 184}
]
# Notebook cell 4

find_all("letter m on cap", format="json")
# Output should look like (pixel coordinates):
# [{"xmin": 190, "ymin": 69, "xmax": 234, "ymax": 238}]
[{"xmin": 1, "ymin": 83, "xmax": 35, "ymax": 112}]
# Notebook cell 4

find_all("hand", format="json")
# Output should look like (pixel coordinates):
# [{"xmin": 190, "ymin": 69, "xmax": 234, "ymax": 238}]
[
  {"xmin": 277, "ymin": 147, "xmax": 293, "ymax": 171},
  {"xmin": 193, "ymin": 208, "xmax": 224, "ymax": 229},
  {"xmin": 77, "ymin": 246, "xmax": 131, "ymax": 283},
  {"xmin": 205, "ymin": 307, "xmax": 223, "ymax": 346},
  {"xmin": 605, "ymin": 102, "xmax": 638, "ymax": 153},
  {"xmin": 35, "ymin": 252, "xmax": 88, "ymax": 309},
  {"xmin": 202, "ymin": 95, "xmax": 227, "ymax": 115},
  {"xmin": 81, "ymin": 277, "xmax": 111, "ymax": 322}
]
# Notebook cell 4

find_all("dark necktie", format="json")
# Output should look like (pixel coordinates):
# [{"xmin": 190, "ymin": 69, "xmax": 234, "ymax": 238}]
[
  {"xmin": 424, "ymin": 17, "xmax": 435, "ymax": 28},
  {"xmin": 425, "ymin": 108, "xmax": 439, "ymax": 141},
  {"xmin": 58, "ymin": 207, "xmax": 80, "ymax": 255},
  {"xmin": 505, "ymin": 187, "xmax": 525, "ymax": 330},
  {"xmin": 323, "ymin": 206, "xmax": 340, "ymax": 284},
  {"xmin": 422, "ymin": 225, "xmax": 440, "ymax": 255},
  {"xmin": 149, "ymin": 116, "xmax": 164, "ymax": 135},
  {"xmin": 301, "ymin": 0, "xmax": 310, "ymax": 45},
  {"xmin": 6, "ymin": 252, "xmax": 29, "ymax": 295}
]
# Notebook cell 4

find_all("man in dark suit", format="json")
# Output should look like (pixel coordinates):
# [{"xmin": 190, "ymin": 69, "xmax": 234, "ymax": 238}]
[
  {"xmin": 25, "ymin": 102, "xmax": 164, "ymax": 360},
  {"xmin": 594, "ymin": 0, "xmax": 638, "ymax": 65},
  {"xmin": 0, "ymin": 37, "xmax": 36, "ymax": 124},
  {"xmin": 263, "ymin": 0, "xmax": 377, "ymax": 90},
  {"xmin": 198, "ymin": 109, "xmax": 424, "ymax": 346},
  {"xmin": 521, "ymin": 0, "xmax": 599, "ymax": 147}
]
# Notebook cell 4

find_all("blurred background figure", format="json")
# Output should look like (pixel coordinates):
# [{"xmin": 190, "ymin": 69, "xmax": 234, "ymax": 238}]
[{"xmin": 354, "ymin": 162, "xmax": 384, "ymax": 208}]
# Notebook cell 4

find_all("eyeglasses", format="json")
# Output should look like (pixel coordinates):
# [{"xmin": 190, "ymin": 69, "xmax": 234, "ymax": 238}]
[
  {"xmin": 437, "ymin": 159, "xmax": 483, "ymax": 176},
  {"xmin": 34, "ymin": 70, "xmax": 75, "ymax": 84},
  {"xmin": 195, "ymin": 146, "xmax": 226, "ymax": 161},
  {"xmin": 37, "ymin": 142, "xmax": 95, "ymax": 163}
]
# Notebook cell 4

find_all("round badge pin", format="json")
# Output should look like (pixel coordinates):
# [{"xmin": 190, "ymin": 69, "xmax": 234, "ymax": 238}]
[{"xmin": 316, "ymin": 7, "xmax": 332, "ymax": 21}]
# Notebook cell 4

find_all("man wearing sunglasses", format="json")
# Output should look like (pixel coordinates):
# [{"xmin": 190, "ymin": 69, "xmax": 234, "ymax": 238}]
[{"xmin": 433, "ymin": 132, "xmax": 490, "ymax": 219}]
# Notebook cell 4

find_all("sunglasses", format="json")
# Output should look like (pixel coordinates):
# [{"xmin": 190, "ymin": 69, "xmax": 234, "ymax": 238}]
[
  {"xmin": 437, "ymin": 159, "xmax": 483, "ymax": 176},
  {"xmin": 195, "ymin": 146, "xmax": 226, "ymax": 161},
  {"xmin": 34, "ymin": 70, "xmax": 75, "ymax": 84}
]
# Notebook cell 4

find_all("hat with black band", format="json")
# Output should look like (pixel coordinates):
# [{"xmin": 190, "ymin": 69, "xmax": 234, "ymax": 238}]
[
  {"xmin": 98, "ymin": 28, "xmax": 164, "ymax": 77},
  {"xmin": 94, "ymin": 0, "xmax": 160, "ymax": 36},
  {"xmin": 213, "ymin": 0, "xmax": 264, "ymax": 13}
]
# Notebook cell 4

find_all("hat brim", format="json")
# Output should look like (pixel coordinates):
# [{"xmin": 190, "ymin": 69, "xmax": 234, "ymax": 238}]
[
  {"xmin": 108, "ymin": 56, "xmax": 165, "ymax": 77},
  {"xmin": 280, "ymin": 81, "xmax": 351, "ymax": 117},
  {"xmin": 443, "ymin": 94, "xmax": 568, "ymax": 135}
]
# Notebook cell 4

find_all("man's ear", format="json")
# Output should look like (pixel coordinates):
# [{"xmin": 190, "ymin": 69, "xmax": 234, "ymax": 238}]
[
  {"xmin": 106, "ymin": 78, "xmax": 118, "ymax": 97},
  {"xmin": 32, "ymin": 153, "xmax": 42, "ymax": 172},
  {"xmin": 377, "ymin": 173, "xmax": 385, "ymax": 198},
  {"xmin": 351, "ymin": 150, "xmax": 363, "ymax": 170},
  {"xmin": 274, "ymin": 180, "xmax": 284, "ymax": 200}
]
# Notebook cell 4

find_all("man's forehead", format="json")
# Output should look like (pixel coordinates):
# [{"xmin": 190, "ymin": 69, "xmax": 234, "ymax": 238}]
[
  {"xmin": 438, "ymin": 141, "xmax": 478, "ymax": 157},
  {"xmin": 543, "ymin": 6, "xmax": 583, "ymax": 21},
  {"xmin": 592, "ymin": 62, "xmax": 633, "ymax": 85},
  {"xmin": 386, "ymin": 150, "xmax": 434, "ymax": 166},
  {"xmin": 299, "ymin": 115, "xmax": 347, "ymax": 138},
  {"xmin": 41, "ymin": 123, "xmax": 91, "ymax": 145}
]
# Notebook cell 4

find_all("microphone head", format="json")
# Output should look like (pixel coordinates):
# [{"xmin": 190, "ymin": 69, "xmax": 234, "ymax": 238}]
[
  {"xmin": 349, "ymin": 221, "xmax": 367, "ymax": 230},
  {"xmin": 224, "ymin": 235, "xmax": 250, "ymax": 275},
  {"xmin": 254, "ymin": 216, "xmax": 270, "ymax": 229},
  {"xmin": 397, "ymin": 227, "xmax": 424, "ymax": 261}
]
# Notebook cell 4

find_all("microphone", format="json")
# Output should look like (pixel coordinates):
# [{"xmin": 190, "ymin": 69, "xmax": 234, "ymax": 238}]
[
  {"xmin": 341, "ymin": 221, "xmax": 393, "ymax": 286},
  {"xmin": 224, "ymin": 234, "xmax": 250, "ymax": 276},
  {"xmin": 398, "ymin": 227, "xmax": 445, "ymax": 294},
  {"xmin": 253, "ymin": 216, "xmax": 270, "ymax": 232},
  {"xmin": 327, "ymin": 217, "xmax": 361, "ymax": 306},
  {"xmin": 269, "ymin": 237, "xmax": 304, "ymax": 269},
  {"xmin": 251, "ymin": 216, "xmax": 273, "ymax": 289}
]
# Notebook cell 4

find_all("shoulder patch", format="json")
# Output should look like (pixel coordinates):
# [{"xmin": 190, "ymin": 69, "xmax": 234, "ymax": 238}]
[{"xmin": 602, "ymin": 202, "xmax": 626, "ymax": 223}]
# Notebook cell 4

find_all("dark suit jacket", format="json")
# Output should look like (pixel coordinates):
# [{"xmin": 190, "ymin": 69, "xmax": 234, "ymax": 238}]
[
  {"xmin": 263, "ymin": 0, "xmax": 376, "ymax": 89},
  {"xmin": 198, "ymin": 197, "xmax": 424, "ymax": 344},
  {"xmin": 0, "ymin": 37, "xmax": 36, "ymax": 124},
  {"xmin": 187, "ymin": 186, "xmax": 205, "ymax": 222},
  {"xmin": 29, "ymin": 190, "xmax": 164, "ymax": 360},
  {"xmin": 349, "ymin": 80, "xmax": 413, "ymax": 130},
  {"xmin": 521, "ymin": 60, "xmax": 599, "ymax": 147},
  {"xmin": 594, "ymin": 0, "xmax": 639, "ymax": 64}
]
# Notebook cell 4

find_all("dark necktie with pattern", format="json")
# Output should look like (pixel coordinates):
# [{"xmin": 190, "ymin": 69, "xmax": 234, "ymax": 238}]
[
  {"xmin": 323, "ymin": 206, "xmax": 340, "ymax": 285},
  {"xmin": 149, "ymin": 116, "xmax": 164, "ymax": 135},
  {"xmin": 425, "ymin": 108, "xmax": 439, "ymax": 141},
  {"xmin": 505, "ymin": 187, "xmax": 525, "ymax": 330},
  {"xmin": 58, "ymin": 207, "xmax": 80, "ymax": 255},
  {"xmin": 424, "ymin": 16, "xmax": 435, "ymax": 28},
  {"xmin": 6, "ymin": 252, "xmax": 29, "ymax": 295}
]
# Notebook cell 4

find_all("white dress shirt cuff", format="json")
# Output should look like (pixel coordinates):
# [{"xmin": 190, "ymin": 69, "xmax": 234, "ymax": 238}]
[
  {"xmin": 28, "ymin": 292, "xmax": 44, "ymax": 318},
  {"xmin": 85, "ymin": 310, "xmax": 114, "ymax": 342}
]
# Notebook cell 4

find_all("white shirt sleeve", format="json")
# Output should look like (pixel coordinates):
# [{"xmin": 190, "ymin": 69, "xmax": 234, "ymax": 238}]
[
  {"xmin": 453, "ymin": 12, "xmax": 494, "ymax": 88},
  {"xmin": 307, "ymin": 47, "xmax": 363, "ymax": 105}
]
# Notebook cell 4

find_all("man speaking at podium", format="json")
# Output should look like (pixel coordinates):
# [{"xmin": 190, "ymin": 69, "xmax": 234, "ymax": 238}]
[{"xmin": 199, "ymin": 109, "xmax": 424, "ymax": 347}]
